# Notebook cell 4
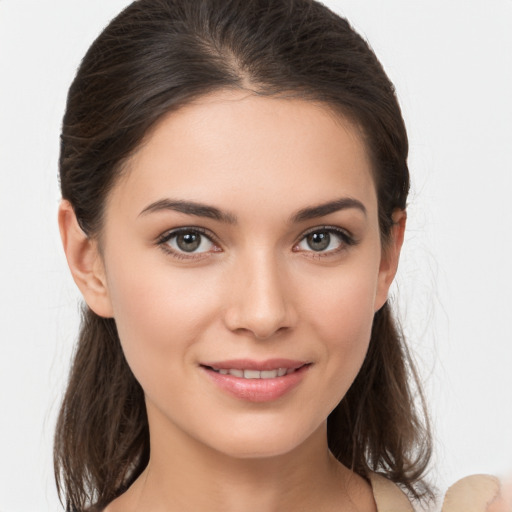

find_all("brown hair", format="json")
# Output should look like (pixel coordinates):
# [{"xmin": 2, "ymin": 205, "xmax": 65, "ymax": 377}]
[{"xmin": 55, "ymin": 0, "xmax": 432, "ymax": 509}]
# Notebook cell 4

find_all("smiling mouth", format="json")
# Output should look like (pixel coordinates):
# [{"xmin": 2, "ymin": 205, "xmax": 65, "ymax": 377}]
[
  {"xmin": 204, "ymin": 367, "xmax": 301, "ymax": 379},
  {"xmin": 200, "ymin": 361, "xmax": 311, "ymax": 402}
]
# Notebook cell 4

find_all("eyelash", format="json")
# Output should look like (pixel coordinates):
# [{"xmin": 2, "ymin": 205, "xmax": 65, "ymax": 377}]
[
  {"xmin": 156, "ymin": 226, "xmax": 357, "ymax": 260},
  {"xmin": 156, "ymin": 227, "xmax": 220, "ymax": 260},
  {"xmin": 293, "ymin": 226, "xmax": 357, "ymax": 257}
]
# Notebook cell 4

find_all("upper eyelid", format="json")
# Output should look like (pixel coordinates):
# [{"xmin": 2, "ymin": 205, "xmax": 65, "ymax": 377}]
[
  {"xmin": 157, "ymin": 226, "xmax": 218, "ymax": 244},
  {"xmin": 301, "ymin": 225, "xmax": 351, "ymax": 235},
  {"xmin": 296, "ymin": 225, "xmax": 354, "ymax": 242}
]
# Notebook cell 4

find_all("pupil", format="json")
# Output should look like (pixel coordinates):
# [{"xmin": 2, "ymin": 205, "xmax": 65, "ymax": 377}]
[
  {"xmin": 177, "ymin": 232, "xmax": 200, "ymax": 252},
  {"xmin": 307, "ymin": 231, "xmax": 330, "ymax": 251}
]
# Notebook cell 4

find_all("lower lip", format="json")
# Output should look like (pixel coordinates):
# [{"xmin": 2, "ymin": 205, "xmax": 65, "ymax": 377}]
[{"xmin": 201, "ymin": 365, "xmax": 310, "ymax": 402}]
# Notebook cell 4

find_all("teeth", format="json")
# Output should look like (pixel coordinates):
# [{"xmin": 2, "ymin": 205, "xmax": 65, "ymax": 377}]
[
  {"xmin": 212, "ymin": 367, "xmax": 296, "ymax": 379},
  {"xmin": 244, "ymin": 369, "xmax": 261, "ymax": 379}
]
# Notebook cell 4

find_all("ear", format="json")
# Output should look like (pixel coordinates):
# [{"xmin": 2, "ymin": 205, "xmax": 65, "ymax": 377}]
[
  {"xmin": 58, "ymin": 200, "xmax": 114, "ymax": 318},
  {"xmin": 374, "ymin": 209, "xmax": 406, "ymax": 312}
]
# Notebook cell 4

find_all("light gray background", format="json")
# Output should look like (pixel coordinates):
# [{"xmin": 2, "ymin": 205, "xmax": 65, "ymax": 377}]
[{"xmin": 0, "ymin": 1, "xmax": 511, "ymax": 510}]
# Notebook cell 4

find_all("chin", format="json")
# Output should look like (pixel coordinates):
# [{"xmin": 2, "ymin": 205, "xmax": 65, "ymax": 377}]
[
  {"xmin": 220, "ymin": 439, "xmax": 298, "ymax": 459},
  {"xmin": 198, "ymin": 417, "xmax": 324, "ymax": 461}
]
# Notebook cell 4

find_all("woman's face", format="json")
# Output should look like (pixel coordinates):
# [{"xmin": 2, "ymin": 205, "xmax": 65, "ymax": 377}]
[{"xmin": 92, "ymin": 90, "xmax": 400, "ymax": 458}]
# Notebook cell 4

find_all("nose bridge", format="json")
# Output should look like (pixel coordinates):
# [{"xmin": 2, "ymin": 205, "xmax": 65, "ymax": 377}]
[{"xmin": 224, "ymin": 246, "xmax": 295, "ymax": 339}]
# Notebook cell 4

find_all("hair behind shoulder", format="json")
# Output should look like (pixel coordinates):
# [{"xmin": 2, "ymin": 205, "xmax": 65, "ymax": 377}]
[{"xmin": 55, "ymin": 0, "xmax": 432, "ymax": 509}]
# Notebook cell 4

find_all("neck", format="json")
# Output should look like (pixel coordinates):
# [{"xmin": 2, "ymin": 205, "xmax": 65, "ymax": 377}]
[{"xmin": 117, "ymin": 414, "xmax": 375, "ymax": 512}]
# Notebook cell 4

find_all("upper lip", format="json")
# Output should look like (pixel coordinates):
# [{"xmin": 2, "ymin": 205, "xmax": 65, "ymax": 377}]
[{"xmin": 201, "ymin": 359, "xmax": 309, "ymax": 371}]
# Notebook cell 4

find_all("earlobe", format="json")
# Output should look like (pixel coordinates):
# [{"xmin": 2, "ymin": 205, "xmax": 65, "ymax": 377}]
[
  {"xmin": 374, "ymin": 209, "xmax": 407, "ymax": 311},
  {"xmin": 58, "ymin": 200, "xmax": 114, "ymax": 318}
]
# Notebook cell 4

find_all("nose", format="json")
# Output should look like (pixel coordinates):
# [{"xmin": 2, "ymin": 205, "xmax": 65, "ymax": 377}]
[{"xmin": 223, "ymin": 251, "xmax": 297, "ymax": 340}]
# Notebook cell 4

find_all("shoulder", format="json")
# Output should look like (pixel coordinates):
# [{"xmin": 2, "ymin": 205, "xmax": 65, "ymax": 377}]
[
  {"xmin": 368, "ymin": 472, "xmax": 414, "ymax": 512},
  {"xmin": 368, "ymin": 472, "xmax": 506, "ymax": 512}
]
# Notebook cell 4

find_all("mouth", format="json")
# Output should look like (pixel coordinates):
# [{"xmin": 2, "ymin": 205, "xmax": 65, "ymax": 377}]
[
  {"xmin": 199, "ymin": 359, "xmax": 311, "ymax": 402},
  {"xmin": 204, "ymin": 367, "xmax": 301, "ymax": 379}
]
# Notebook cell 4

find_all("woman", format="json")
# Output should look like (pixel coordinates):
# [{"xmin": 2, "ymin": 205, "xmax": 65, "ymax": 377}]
[{"xmin": 54, "ymin": 0, "xmax": 505, "ymax": 510}]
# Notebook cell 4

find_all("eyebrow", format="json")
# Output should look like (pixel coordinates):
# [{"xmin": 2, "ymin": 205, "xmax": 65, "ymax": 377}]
[
  {"xmin": 291, "ymin": 197, "xmax": 367, "ymax": 222},
  {"xmin": 138, "ymin": 197, "xmax": 366, "ymax": 224},
  {"xmin": 139, "ymin": 198, "xmax": 238, "ymax": 224}
]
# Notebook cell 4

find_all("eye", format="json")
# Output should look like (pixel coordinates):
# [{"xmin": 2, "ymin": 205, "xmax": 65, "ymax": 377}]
[
  {"xmin": 295, "ymin": 227, "xmax": 355, "ymax": 254},
  {"xmin": 157, "ymin": 228, "xmax": 219, "ymax": 257}
]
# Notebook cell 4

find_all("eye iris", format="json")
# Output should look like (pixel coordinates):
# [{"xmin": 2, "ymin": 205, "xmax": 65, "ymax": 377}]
[
  {"xmin": 176, "ymin": 232, "xmax": 201, "ymax": 252},
  {"xmin": 307, "ymin": 231, "xmax": 330, "ymax": 251}
]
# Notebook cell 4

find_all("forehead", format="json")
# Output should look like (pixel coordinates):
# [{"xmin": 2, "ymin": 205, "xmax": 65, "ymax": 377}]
[{"xmin": 109, "ymin": 90, "xmax": 377, "ymax": 221}]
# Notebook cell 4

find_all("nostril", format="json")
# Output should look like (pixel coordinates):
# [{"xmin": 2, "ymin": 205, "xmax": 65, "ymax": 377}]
[{"xmin": 253, "ymin": 325, "xmax": 289, "ymax": 340}]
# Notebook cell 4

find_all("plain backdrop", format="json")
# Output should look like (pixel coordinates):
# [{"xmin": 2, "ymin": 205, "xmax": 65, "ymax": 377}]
[{"xmin": 0, "ymin": 1, "xmax": 511, "ymax": 510}]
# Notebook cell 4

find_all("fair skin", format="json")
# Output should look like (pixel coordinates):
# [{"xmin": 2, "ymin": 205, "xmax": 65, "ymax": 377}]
[{"xmin": 59, "ymin": 90, "xmax": 405, "ymax": 512}]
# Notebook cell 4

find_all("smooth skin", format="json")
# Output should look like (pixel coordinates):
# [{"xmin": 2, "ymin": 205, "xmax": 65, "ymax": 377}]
[{"xmin": 59, "ymin": 90, "xmax": 406, "ymax": 512}]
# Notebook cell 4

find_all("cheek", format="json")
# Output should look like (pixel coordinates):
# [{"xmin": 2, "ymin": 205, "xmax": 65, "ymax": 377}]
[
  {"xmin": 297, "ymin": 258, "xmax": 379, "ymax": 406},
  {"xmin": 315, "ymin": 281, "xmax": 375, "ymax": 368},
  {"xmin": 104, "ymin": 253, "xmax": 219, "ymax": 386},
  {"xmin": 302, "ymin": 257, "xmax": 379, "ymax": 344}
]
